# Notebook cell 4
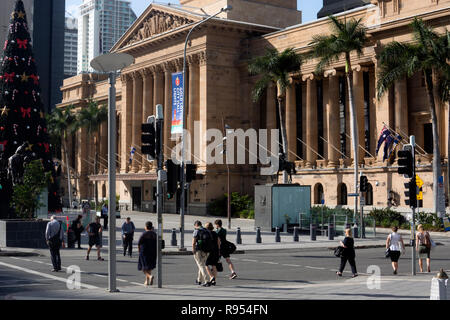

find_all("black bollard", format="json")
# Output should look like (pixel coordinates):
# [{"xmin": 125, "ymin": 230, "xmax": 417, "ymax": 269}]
[
  {"xmin": 328, "ymin": 219, "xmax": 334, "ymax": 241},
  {"xmin": 310, "ymin": 224, "xmax": 317, "ymax": 241},
  {"xmin": 236, "ymin": 227, "xmax": 242, "ymax": 244},
  {"xmin": 256, "ymin": 227, "xmax": 262, "ymax": 243},
  {"xmin": 171, "ymin": 228, "xmax": 177, "ymax": 246},
  {"xmin": 293, "ymin": 226, "xmax": 299, "ymax": 242},
  {"xmin": 353, "ymin": 224, "xmax": 359, "ymax": 239},
  {"xmin": 275, "ymin": 227, "xmax": 281, "ymax": 242}
]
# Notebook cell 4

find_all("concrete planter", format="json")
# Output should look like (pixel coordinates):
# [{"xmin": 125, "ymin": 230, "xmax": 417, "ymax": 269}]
[{"xmin": 0, "ymin": 220, "xmax": 49, "ymax": 249}]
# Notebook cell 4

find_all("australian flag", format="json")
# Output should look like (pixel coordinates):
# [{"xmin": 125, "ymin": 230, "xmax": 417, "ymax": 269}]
[
  {"xmin": 376, "ymin": 127, "xmax": 391, "ymax": 155},
  {"xmin": 387, "ymin": 135, "xmax": 403, "ymax": 161}
]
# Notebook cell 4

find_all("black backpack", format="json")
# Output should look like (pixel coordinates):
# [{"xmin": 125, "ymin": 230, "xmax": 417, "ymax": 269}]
[{"xmin": 197, "ymin": 228, "xmax": 214, "ymax": 253}]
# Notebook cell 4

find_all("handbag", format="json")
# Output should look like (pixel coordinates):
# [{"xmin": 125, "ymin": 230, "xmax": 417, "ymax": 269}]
[
  {"xmin": 334, "ymin": 246, "xmax": 344, "ymax": 258},
  {"xmin": 216, "ymin": 261, "xmax": 223, "ymax": 272},
  {"xmin": 385, "ymin": 248, "xmax": 391, "ymax": 258},
  {"xmin": 226, "ymin": 241, "xmax": 237, "ymax": 255}
]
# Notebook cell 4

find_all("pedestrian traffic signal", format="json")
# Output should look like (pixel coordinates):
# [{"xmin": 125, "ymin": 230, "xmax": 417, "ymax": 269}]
[
  {"xmin": 398, "ymin": 145, "xmax": 414, "ymax": 178},
  {"xmin": 141, "ymin": 116, "xmax": 156, "ymax": 160},
  {"xmin": 360, "ymin": 175, "xmax": 368, "ymax": 192},
  {"xmin": 404, "ymin": 177, "xmax": 418, "ymax": 208},
  {"xmin": 279, "ymin": 154, "xmax": 296, "ymax": 175},
  {"xmin": 165, "ymin": 159, "xmax": 180, "ymax": 195},
  {"xmin": 186, "ymin": 164, "xmax": 197, "ymax": 183}
]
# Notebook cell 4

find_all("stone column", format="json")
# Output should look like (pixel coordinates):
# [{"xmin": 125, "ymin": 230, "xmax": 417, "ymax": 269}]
[
  {"xmin": 325, "ymin": 69, "xmax": 340, "ymax": 168},
  {"xmin": 99, "ymin": 121, "xmax": 108, "ymax": 173},
  {"xmin": 120, "ymin": 73, "xmax": 133, "ymax": 173},
  {"xmin": 266, "ymin": 84, "xmax": 277, "ymax": 130},
  {"xmin": 78, "ymin": 126, "xmax": 89, "ymax": 199},
  {"xmin": 304, "ymin": 74, "xmax": 318, "ymax": 168},
  {"xmin": 394, "ymin": 77, "xmax": 408, "ymax": 138},
  {"xmin": 285, "ymin": 78, "xmax": 297, "ymax": 162},
  {"xmin": 163, "ymin": 62, "xmax": 175, "ymax": 160},
  {"xmin": 131, "ymin": 71, "xmax": 143, "ymax": 173},
  {"xmin": 188, "ymin": 56, "xmax": 200, "ymax": 164},
  {"xmin": 353, "ymin": 65, "xmax": 366, "ymax": 164},
  {"xmin": 142, "ymin": 68, "xmax": 154, "ymax": 172}
]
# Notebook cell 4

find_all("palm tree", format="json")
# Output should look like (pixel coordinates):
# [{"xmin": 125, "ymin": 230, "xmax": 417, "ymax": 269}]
[
  {"xmin": 248, "ymin": 47, "xmax": 302, "ymax": 183},
  {"xmin": 377, "ymin": 18, "xmax": 449, "ymax": 214},
  {"xmin": 77, "ymin": 100, "xmax": 108, "ymax": 206},
  {"xmin": 47, "ymin": 104, "xmax": 78, "ymax": 208},
  {"xmin": 308, "ymin": 15, "xmax": 368, "ymax": 220}
]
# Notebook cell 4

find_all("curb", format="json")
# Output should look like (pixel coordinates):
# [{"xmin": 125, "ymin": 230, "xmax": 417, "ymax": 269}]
[
  {"xmin": 0, "ymin": 251, "xmax": 40, "ymax": 257},
  {"xmin": 162, "ymin": 250, "xmax": 246, "ymax": 256}
]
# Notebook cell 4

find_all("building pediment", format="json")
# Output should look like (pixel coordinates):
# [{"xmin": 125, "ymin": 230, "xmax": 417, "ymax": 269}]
[{"xmin": 112, "ymin": 4, "xmax": 198, "ymax": 51}]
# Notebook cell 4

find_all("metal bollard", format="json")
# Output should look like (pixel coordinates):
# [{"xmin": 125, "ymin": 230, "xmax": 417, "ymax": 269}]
[
  {"xmin": 256, "ymin": 227, "xmax": 262, "ymax": 243},
  {"xmin": 328, "ymin": 218, "xmax": 334, "ymax": 241},
  {"xmin": 353, "ymin": 224, "xmax": 359, "ymax": 239},
  {"xmin": 171, "ymin": 228, "xmax": 177, "ymax": 246},
  {"xmin": 293, "ymin": 226, "xmax": 299, "ymax": 242},
  {"xmin": 310, "ymin": 224, "xmax": 317, "ymax": 241},
  {"xmin": 345, "ymin": 216, "xmax": 351, "ymax": 230},
  {"xmin": 236, "ymin": 227, "xmax": 242, "ymax": 244},
  {"xmin": 275, "ymin": 227, "xmax": 281, "ymax": 242}
]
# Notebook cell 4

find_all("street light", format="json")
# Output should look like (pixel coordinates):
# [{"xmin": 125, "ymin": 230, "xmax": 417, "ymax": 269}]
[
  {"xmin": 179, "ymin": 5, "xmax": 232, "ymax": 251},
  {"xmin": 90, "ymin": 52, "xmax": 134, "ymax": 293}
]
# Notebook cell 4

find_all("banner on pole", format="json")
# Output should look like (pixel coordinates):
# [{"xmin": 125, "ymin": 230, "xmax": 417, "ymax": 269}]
[
  {"xmin": 438, "ymin": 176, "xmax": 446, "ymax": 218},
  {"xmin": 171, "ymin": 72, "xmax": 184, "ymax": 134}
]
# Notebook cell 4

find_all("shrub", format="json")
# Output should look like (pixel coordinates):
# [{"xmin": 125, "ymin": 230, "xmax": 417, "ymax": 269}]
[
  {"xmin": 369, "ymin": 208, "xmax": 407, "ymax": 228},
  {"xmin": 207, "ymin": 192, "xmax": 255, "ymax": 219}
]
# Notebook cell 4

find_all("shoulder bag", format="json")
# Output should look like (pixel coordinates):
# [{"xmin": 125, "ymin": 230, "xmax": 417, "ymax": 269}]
[{"xmin": 334, "ymin": 246, "xmax": 344, "ymax": 258}]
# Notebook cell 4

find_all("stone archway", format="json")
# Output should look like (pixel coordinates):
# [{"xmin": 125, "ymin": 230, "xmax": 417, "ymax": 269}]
[
  {"xmin": 314, "ymin": 183, "xmax": 324, "ymax": 205},
  {"xmin": 337, "ymin": 183, "xmax": 347, "ymax": 205}
]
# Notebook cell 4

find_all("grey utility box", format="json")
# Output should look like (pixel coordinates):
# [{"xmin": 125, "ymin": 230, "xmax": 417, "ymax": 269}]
[{"xmin": 254, "ymin": 184, "xmax": 311, "ymax": 232}]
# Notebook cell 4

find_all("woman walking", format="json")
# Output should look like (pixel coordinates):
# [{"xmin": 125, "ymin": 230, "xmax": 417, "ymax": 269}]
[
  {"xmin": 215, "ymin": 219, "xmax": 238, "ymax": 279},
  {"xmin": 336, "ymin": 228, "xmax": 358, "ymax": 278},
  {"xmin": 416, "ymin": 224, "xmax": 432, "ymax": 273},
  {"xmin": 138, "ymin": 221, "xmax": 157, "ymax": 286},
  {"xmin": 205, "ymin": 222, "xmax": 221, "ymax": 286},
  {"xmin": 386, "ymin": 226, "xmax": 405, "ymax": 275}
]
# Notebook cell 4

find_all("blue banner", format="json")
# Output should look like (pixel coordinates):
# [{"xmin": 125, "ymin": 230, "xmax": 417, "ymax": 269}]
[{"xmin": 171, "ymin": 72, "xmax": 184, "ymax": 134}]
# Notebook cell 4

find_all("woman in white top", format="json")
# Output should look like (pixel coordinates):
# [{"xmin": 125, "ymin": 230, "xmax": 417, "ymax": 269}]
[{"xmin": 386, "ymin": 226, "xmax": 405, "ymax": 275}]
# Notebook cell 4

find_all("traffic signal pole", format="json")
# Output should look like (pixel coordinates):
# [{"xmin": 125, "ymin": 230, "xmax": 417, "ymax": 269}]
[
  {"xmin": 156, "ymin": 105, "xmax": 164, "ymax": 288},
  {"xmin": 411, "ymin": 135, "xmax": 416, "ymax": 276}
]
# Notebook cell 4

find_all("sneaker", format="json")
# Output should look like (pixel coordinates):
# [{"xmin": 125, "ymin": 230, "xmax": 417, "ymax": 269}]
[
  {"xmin": 393, "ymin": 270, "xmax": 397, "ymax": 275},
  {"xmin": 352, "ymin": 274, "xmax": 358, "ymax": 278},
  {"xmin": 85, "ymin": 256, "xmax": 89, "ymax": 261},
  {"xmin": 229, "ymin": 272, "xmax": 237, "ymax": 280},
  {"xmin": 202, "ymin": 282, "xmax": 211, "ymax": 287},
  {"xmin": 209, "ymin": 277, "xmax": 216, "ymax": 286},
  {"xmin": 336, "ymin": 272, "xmax": 342, "ymax": 277},
  {"xmin": 51, "ymin": 269, "xmax": 59, "ymax": 272},
  {"xmin": 98, "ymin": 257, "xmax": 104, "ymax": 261},
  {"xmin": 195, "ymin": 280, "xmax": 202, "ymax": 285}
]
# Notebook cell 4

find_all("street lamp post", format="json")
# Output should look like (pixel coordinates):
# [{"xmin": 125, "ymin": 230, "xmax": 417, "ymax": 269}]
[
  {"xmin": 90, "ymin": 53, "xmax": 134, "ymax": 293},
  {"xmin": 179, "ymin": 5, "xmax": 232, "ymax": 251}
]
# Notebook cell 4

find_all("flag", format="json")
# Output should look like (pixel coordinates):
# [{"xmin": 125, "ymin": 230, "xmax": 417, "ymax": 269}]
[
  {"xmin": 388, "ymin": 135, "xmax": 403, "ymax": 161},
  {"xmin": 129, "ymin": 147, "xmax": 136, "ymax": 164},
  {"xmin": 383, "ymin": 135, "xmax": 396, "ymax": 161},
  {"xmin": 376, "ymin": 127, "xmax": 391, "ymax": 155}
]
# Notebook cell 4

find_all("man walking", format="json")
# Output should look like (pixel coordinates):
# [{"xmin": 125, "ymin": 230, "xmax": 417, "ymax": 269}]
[
  {"xmin": 45, "ymin": 216, "xmax": 65, "ymax": 272},
  {"xmin": 71, "ymin": 215, "xmax": 84, "ymax": 249},
  {"xmin": 101, "ymin": 203, "xmax": 108, "ymax": 230},
  {"xmin": 192, "ymin": 221, "xmax": 214, "ymax": 287},
  {"xmin": 86, "ymin": 216, "xmax": 104, "ymax": 261},
  {"xmin": 122, "ymin": 217, "xmax": 136, "ymax": 257}
]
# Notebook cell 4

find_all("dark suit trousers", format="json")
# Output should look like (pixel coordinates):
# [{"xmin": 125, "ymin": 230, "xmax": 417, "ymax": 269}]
[
  {"xmin": 50, "ymin": 246, "xmax": 61, "ymax": 270},
  {"xmin": 123, "ymin": 234, "xmax": 133, "ymax": 256}
]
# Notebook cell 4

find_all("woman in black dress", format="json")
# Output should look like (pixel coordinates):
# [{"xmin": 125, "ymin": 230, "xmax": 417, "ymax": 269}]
[
  {"xmin": 336, "ymin": 228, "xmax": 358, "ymax": 278},
  {"xmin": 138, "ymin": 221, "xmax": 157, "ymax": 286},
  {"xmin": 205, "ymin": 222, "xmax": 221, "ymax": 286}
]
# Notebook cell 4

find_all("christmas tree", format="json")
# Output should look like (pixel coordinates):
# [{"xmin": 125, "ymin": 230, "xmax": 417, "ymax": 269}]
[{"xmin": 0, "ymin": 0, "xmax": 61, "ymax": 217}]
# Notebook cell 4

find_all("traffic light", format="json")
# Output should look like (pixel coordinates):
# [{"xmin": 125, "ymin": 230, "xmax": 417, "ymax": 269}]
[
  {"xmin": 404, "ymin": 176, "xmax": 418, "ymax": 208},
  {"xmin": 360, "ymin": 175, "xmax": 368, "ymax": 192},
  {"xmin": 398, "ymin": 145, "xmax": 414, "ymax": 178},
  {"xmin": 186, "ymin": 164, "xmax": 198, "ymax": 183},
  {"xmin": 165, "ymin": 159, "xmax": 180, "ymax": 195},
  {"xmin": 279, "ymin": 154, "xmax": 296, "ymax": 175},
  {"xmin": 141, "ymin": 116, "xmax": 156, "ymax": 160}
]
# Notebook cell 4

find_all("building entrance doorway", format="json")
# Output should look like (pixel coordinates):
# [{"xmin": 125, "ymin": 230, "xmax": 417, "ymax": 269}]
[{"xmin": 132, "ymin": 187, "xmax": 142, "ymax": 212}]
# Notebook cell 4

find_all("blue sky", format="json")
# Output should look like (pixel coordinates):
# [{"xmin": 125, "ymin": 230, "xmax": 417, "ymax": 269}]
[{"xmin": 65, "ymin": 1, "xmax": 323, "ymax": 24}]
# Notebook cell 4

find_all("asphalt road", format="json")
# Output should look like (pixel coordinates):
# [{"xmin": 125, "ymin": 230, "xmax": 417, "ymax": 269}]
[{"xmin": 1, "ymin": 237, "xmax": 450, "ymax": 299}]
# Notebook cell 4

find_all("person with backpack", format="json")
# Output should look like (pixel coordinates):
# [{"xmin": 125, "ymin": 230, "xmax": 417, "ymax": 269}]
[
  {"xmin": 205, "ymin": 222, "xmax": 221, "ymax": 286},
  {"xmin": 86, "ymin": 216, "xmax": 104, "ymax": 261},
  {"xmin": 71, "ymin": 215, "xmax": 84, "ymax": 249},
  {"xmin": 386, "ymin": 226, "xmax": 405, "ymax": 275},
  {"xmin": 192, "ymin": 221, "xmax": 214, "ymax": 287},
  {"xmin": 215, "ymin": 219, "xmax": 237, "ymax": 279},
  {"xmin": 416, "ymin": 224, "xmax": 432, "ymax": 273},
  {"xmin": 45, "ymin": 216, "xmax": 65, "ymax": 272}
]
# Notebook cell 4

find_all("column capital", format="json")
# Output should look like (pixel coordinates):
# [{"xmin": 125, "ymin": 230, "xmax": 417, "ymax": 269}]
[
  {"xmin": 141, "ymin": 68, "xmax": 153, "ymax": 78},
  {"xmin": 352, "ymin": 64, "xmax": 370, "ymax": 73},
  {"xmin": 120, "ymin": 73, "xmax": 132, "ymax": 83},
  {"xmin": 130, "ymin": 71, "xmax": 143, "ymax": 80},
  {"xmin": 302, "ymin": 73, "xmax": 314, "ymax": 82},
  {"xmin": 173, "ymin": 58, "xmax": 184, "ymax": 72},
  {"xmin": 162, "ymin": 61, "xmax": 176, "ymax": 73},
  {"xmin": 187, "ymin": 54, "xmax": 200, "ymax": 67},
  {"xmin": 323, "ymin": 69, "xmax": 344, "ymax": 78},
  {"xmin": 199, "ymin": 50, "xmax": 218, "ymax": 66},
  {"xmin": 149, "ymin": 64, "xmax": 164, "ymax": 75}
]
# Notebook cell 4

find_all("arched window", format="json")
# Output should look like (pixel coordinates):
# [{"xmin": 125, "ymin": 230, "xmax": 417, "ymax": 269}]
[
  {"xmin": 338, "ymin": 183, "xmax": 347, "ymax": 205},
  {"xmin": 366, "ymin": 183, "xmax": 373, "ymax": 206},
  {"xmin": 314, "ymin": 183, "xmax": 324, "ymax": 205}
]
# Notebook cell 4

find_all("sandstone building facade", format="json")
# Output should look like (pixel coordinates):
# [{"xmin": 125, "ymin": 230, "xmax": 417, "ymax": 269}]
[{"xmin": 58, "ymin": 0, "xmax": 450, "ymax": 215}]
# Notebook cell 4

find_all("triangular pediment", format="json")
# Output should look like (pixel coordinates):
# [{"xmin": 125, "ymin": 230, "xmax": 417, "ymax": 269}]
[{"xmin": 112, "ymin": 4, "xmax": 200, "ymax": 51}]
